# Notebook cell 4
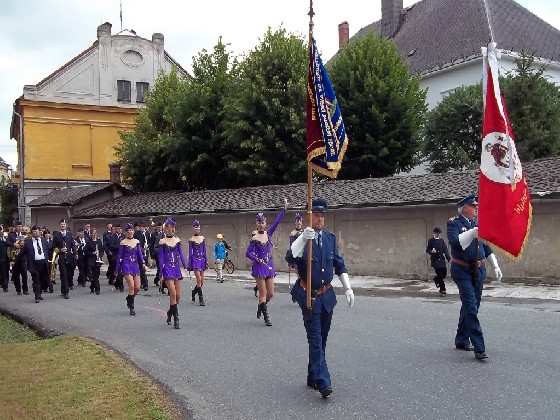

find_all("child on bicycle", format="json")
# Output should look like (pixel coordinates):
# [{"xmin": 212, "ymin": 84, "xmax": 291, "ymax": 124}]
[{"xmin": 214, "ymin": 234, "xmax": 227, "ymax": 283}]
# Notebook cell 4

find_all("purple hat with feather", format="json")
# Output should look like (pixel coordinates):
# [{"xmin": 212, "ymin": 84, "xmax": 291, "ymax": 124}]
[
  {"xmin": 192, "ymin": 219, "xmax": 200, "ymax": 227},
  {"xmin": 124, "ymin": 223, "xmax": 134, "ymax": 230},
  {"xmin": 166, "ymin": 217, "xmax": 176, "ymax": 227},
  {"xmin": 256, "ymin": 213, "xmax": 266, "ymax": 222},
  {"xmin": 295, "ymin": 212, "xmax": 302, "ymax": 221}
]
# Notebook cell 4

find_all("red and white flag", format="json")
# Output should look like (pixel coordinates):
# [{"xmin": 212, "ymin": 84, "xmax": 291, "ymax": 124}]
[{"xmin": 478, "ymin": 43, "xmax": 532, "ymax": 258}]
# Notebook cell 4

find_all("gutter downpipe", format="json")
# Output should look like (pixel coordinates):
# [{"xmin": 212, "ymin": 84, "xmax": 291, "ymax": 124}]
[{"xmin": 12, "ymin": 110, "xmax": 25, "ymax": 224}]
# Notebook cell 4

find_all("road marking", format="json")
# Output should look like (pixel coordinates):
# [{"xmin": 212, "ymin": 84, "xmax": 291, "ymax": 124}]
[{"xmin": 145, "ymin": 307, "xmax": 167, "ymax": 317}]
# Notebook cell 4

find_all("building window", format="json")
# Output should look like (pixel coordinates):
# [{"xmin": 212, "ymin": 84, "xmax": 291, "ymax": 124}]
[
  {"xmin": 136, "ymin": 82, "xmax": 149, "ymax": 103},
  {"xmin": 117, "ymin": 80, "xmax": 131, "ymax": 102}
]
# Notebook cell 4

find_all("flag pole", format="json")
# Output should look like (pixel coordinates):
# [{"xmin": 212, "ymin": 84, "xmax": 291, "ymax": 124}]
[{"xmin": 305, "ymin": 0, "xmax": 315, "ymax": 320}]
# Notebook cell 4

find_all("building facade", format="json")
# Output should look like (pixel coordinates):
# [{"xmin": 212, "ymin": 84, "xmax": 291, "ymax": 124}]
[{"xmin": 10, "ymin": 22, "xmax": 187, "ymax": 225}]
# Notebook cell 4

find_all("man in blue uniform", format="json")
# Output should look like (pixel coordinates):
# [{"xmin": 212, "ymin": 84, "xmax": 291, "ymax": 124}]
[
  {"xmin": 447, "ymin": 193, "xmax": 503, "ymax": 360},
  {"xmin": 289, "ymin": 198, "xmax": 355, "ymax": 399}
]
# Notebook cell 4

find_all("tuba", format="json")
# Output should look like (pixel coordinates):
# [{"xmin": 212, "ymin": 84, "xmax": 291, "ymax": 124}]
[
  {"xmin": 50, "ymin": 247, "xmax": 60, "ymax": 282},
  {"xmin": 8, "ymin": 232, "xmax": 27, "ymax": 261}
]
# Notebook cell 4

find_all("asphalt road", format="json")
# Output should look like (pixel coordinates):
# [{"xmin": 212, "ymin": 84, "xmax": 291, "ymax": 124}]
[{"xmin": 1, "ymin": 276, "xmax": 559, "ymax": 420}]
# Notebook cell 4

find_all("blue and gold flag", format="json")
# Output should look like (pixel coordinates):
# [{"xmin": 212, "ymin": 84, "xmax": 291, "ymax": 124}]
[{"xmin": 306, "ymin": 38, "xmax": 349, "ymax": 178}]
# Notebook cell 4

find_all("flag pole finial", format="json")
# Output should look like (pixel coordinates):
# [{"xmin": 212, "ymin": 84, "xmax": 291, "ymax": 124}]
[{"xmin": 308, "ymin": 0, "xmax": 315, "ymax": 35}]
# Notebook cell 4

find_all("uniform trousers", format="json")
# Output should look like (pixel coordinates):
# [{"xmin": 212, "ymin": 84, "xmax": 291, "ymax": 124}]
[
  {"xmin": 30, "ymin": 259, "xmax": 49, "ymax": 299},
  {"xmin": 0, "ymin": 260, "xmax": 9, "ymax": 291},
  {"xmin": 433, "ymin": 266, "xmax": 447, "ymax": 291},
  {"xmin": 301, "ymin": 292, "xmax": 334, "ymax": 391},
  {"xmin": 58, "ymin": 258, "xmax": 75, "ymax": 295},
  {"xmin": 11, "ymin": 259, "xmax": 28, "ymax": 293},
  {"xmin": 89, "ymin": 264, "xmax": 101, "ymax": 293},
  {"xmin": 451, "ymin": 263, "xmax": 486, "ymax": 353}
]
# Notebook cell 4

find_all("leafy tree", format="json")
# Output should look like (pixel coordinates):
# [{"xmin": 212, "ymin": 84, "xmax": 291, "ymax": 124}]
[
  {"xmin": 423, "ymin": 83, "xmax": 483, "ymax": 172},
  {"xmin": 222, "ymin": 27, "xmax": 308, "ymax": 187},
  {"xmin": 115, "ymin": 66, "xmax": 187, "ymax": 192},
  {"xmin": 0, "ymin": 180, "xmax": 18, "ymax": 228},
  {"xmin": 423, "ymin": 54, "xmax": 560, "ymax": 172},
  {"xmin": 501, "ymin": 55, "xmax": 560, "ymax": 160},
  {"xmin": 328, "ymin": 31, "xmax": 427, "ymax": 178}
]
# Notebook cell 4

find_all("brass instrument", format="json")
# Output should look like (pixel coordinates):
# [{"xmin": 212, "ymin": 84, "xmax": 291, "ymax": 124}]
[
  {"xmin": 50, "ymin": 247, "xmax": 60, "ymax": 282},
  {"xmin": 8, "ymin": 232, "xmax": 27, "ymax": 261},
  {"xmin": 149, "ymin": 217, "xmax": 156, "ymax": 227},
  {"xmin": 94, "ymin": 240, "xmax": 104, "ymax": 265}
]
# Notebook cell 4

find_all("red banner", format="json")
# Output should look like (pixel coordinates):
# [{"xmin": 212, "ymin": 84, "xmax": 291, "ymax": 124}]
[{"xmin": 478, "ymin": 43, "xmax": 532, "ymax": 258}]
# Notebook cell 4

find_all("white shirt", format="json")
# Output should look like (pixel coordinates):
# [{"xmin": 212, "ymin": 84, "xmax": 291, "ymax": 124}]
[{"xmin": 32, "ymin": 238, "xmax": 46, "ymax": 261}]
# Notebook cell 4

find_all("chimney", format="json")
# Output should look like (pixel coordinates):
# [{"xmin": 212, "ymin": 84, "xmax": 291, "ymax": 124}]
[
  {"xmin": 97, "ymin": 22, "xmax": 112, "ymax": 40},
  {"xmin": 381, "ymin": 0, "xmax": 403, "ymax": 38},
  {"xmin": 108, "ymin": 162, "xmax": 122, "ymax": 184},
  {"xmin": 152, "ymin": 33, "xmax": 164, "ymax": 53},
  {"xmin": 338, "ymin": 21, "xmax": 349, "ymax": 49}
]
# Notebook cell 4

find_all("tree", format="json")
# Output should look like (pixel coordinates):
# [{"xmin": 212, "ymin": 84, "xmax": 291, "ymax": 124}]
[
  {"xmin": 500, "ymin": 55, "xmax": 560, "ymax": 161},
  {"xmin": 328, "ymin": 31, "xmax": 427, "ymax": 178},
  {"xmin": 0, "ymin": 180, "xmax": 18, "ymax": 228},
  {"xmin": 423, "ymin": 83, "xmax": 483, "ymax": 172},
  {"xmin": 222, "ymin": 27, "xmax": 308, "ymax": 187},
  {"xmin": 423, "ymin": 54, "xmax": 560, "ymax": 172}
]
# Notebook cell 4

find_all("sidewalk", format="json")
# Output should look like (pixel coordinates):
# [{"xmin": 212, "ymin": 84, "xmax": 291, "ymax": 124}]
[{"xmin": 140, "ymin": 266, "xmax": 560, "ymax": 301}]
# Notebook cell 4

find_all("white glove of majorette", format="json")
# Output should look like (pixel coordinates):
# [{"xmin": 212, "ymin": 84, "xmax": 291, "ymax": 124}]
[
  {"xmin": 459, "ymin": 226, "xmax": 478, "ymax": 250},
  {"xmin": 291, "ymin": 227, "xmax": 315, "ymax": 258},
  {"xmin": 339, "ymin": 272, "xmax": 355, "ymax": 307},
  {"xmin": 487, "ymin": 253, "xmax": 503, "ymax": 284}
]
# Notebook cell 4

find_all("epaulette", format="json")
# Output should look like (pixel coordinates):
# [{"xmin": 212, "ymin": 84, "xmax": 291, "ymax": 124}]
[{"xmin": 448, "ymin": 216, "xmax": 458, "ymax": 221}]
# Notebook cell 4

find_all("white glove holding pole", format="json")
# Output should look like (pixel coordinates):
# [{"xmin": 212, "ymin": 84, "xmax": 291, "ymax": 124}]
[
  {"xmin": 458, "ymin": 226, "xmax": 478, "ymax": 250},
  {"xmin": 291, "ymin": 227, "xmax": 315, "ymax": 257},
  {"xmin": 487, "ymin": 253, "xmax": 503, "ymax": 283},
  {"xmin": 339, "ymin": 272, "xmax": 355, "ymax": 307}
]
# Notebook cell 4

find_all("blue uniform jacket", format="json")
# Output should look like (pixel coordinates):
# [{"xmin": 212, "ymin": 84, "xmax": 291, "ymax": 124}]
[
  {"xmin": 426, "ymin": 237, "xmax": 451, "ymax": 269},
  {"xmin": 447, "ymin": 216, "xmax": 493, "ymax": 279},
  {"xmin": 288, "ymin": 229, "xmax": 347, "ymax": 314}
]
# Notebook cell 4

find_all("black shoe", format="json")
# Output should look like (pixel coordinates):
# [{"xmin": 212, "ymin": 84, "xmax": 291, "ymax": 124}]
[
  {"xmin": 63, "ymin": 294, "xmax": 69, "ymax": 299},
  {"xmin": 455, "ymin": 344, "xmax": 474, "ymax": 351},
  {"xmin": 108, "ymin": 280, "xmax": 114, "ymax": 285},
  {"xmin": 439, "ymin": 289, "xmax": 446, "ymax": 295},
  {"xmin": 35, "ymin": 298, "xmax": 40, "ymax": 303},
  {"xmin": 199, "ymin": 298, "xmax": 205, "ymax": 306},
  {"xmin": 96, "ymin": 291, "xmax": 100, "ymax": 295},
  {"xmin": 81, "ymin": 283, "xmax": 86, "ymax": 287},
  {"xmin": 307, "ymin": 379, "xmax": 318, "ymax": 390},
  {"xmin": 2, "ymin": 289, "xmax": 7, "ymax": 293},
  {"xmin": 174, "ymin": 316, "xmax": 180, "ymax": 329},
  {"xmin": 220, "ymin": 278, "xmax": 224, "ymax": 283},
  {"xmin": 130, "ymin": 307, "xmax": 136, "ymax": 316},
  {"xmin": 475, "ymin": 352, "xmax": 488, "ymax": 360},
  {"xmin": 38, "ymin": 296, "xmax": 44, "ymax": 300},
  {"xmin": 42, "ymin": 289, "xmax": 48, "ymax": 293},
  {"xmin": 143, "ymin": 286, "xmax": 148, "ymax": 291},
  {"xmin": 23, "ymin": 291, "xmax": 29, "ymax": 295},
  {"xmin": 49, "ymin": 288, "xmax": 54, "ymax": 293},
  {"xmin": 90, "ymin": 289, "xmax": 95, "ymax": 293},
  {"xmin": 17, "ymin": 291, "xmax": 22, "ymax": 296},
  {"xmin": 166, "ymin": 310, "xmax": 172, "ymax": 325},
  {"xmin": 320, "ymin": 386, "xmax": 333, "ymax": 399},
  {"xmin": 69, "ymin": 286, "xmax": 73, "ymax": 290}
]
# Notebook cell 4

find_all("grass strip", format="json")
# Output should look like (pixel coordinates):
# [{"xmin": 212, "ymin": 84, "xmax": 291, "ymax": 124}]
[{"xmin": 0, "ymin": 316, "xmax": 180, "ymax": 420}]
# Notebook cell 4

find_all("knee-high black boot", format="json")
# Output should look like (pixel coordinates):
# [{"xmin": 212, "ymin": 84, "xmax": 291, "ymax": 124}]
[
  {"xmin": 167, "ymin": 305, "xmax": 172, "ymax": 325},
  {"xmin": 261, "ymin": 302, "xmax": 272, "ymax": 326},
  {"xmin": 257, "ymin": 303, "xmax": 262, "ymax": 319},
  {"xmin": 173, "ymin": 304, "xmax": 180, "ymax": 329},
  {"xmin": 129, "ymin": 294, "xmax": 136, "ymax": 316},
  {"xmin": 192, "ymin": 286, "xmax": 198, "ymax": 302},
  {"xmin": 126, "ymin": 295, "xmax": 131, "ymax": 308},
  {"xmin": 198, "ymin": 287, "xmax": 205, "ymax": 306},
  {"xmin": 253, "ymin": 285, "xmax": 258, "ymax": 297}
]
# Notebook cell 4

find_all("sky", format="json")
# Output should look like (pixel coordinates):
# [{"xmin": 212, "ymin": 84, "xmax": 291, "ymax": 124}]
[{"xmin": 1, "ymin": 0, "xmax": 559, "ymax": 170}]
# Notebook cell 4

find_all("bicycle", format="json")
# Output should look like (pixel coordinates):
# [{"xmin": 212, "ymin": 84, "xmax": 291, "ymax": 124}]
[{"xmin": 223, "ymin": 256, "xmax": 234, "ymax": 274}]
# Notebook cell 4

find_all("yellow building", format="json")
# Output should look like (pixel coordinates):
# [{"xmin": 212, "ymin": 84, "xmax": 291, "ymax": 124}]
[{"xmin": 10, "ymin": 22, "xmax": 187, "ymax": 224}]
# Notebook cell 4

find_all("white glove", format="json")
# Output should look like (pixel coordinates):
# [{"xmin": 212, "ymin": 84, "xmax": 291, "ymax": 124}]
[
  {"xmin": 339, "ymin": 273, "xmax": 354, "ymax": 307},
  {"xmin": 487, "ymin": 253, "xmax": 503, "ymax": 283},
  {"xmin": 290, "ymin": 227, "xmax": 315, "ymax": 257},
  {"xmin": 458, "ymin": 227, "xmax": 478, "ymax": 250}
]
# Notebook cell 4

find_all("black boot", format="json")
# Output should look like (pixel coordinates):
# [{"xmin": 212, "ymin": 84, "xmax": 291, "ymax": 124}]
[
  {"xmin": 198, "ymin": 287, "xmax": 205, "ymax": 306},
  {"xmin": 173, "ymin": 305, "xmax": 180, "ymax": 329},
  {"xmin": 192, "ymin": 286, "xmax": 198, "ymax": 303},
  {"xmin": 129, "ymin": 295, "xmax": 136, "ymax": 316},
  {"xmin": 261, "ymin": 302, "xmax": 272, "ymax": 326},
  {"xmin": 126, "ymin": 295, "xmax": 131, "ymax": 309},
  {"xmin": 257, "ymin": 303, "xmax": 262, "ymax": 319},
  {"xmin": 167, "ymin": 306, "xmax": 172, "ymax": 325},
  {"xmin": 254, "ymin": 285, "xmax": 258, "ymax": 297}
]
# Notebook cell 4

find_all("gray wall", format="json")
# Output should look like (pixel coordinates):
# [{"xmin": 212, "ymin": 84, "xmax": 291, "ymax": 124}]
[{"xmin": 33, "ymin": 199, "xmax": 560, "ymax": 283}]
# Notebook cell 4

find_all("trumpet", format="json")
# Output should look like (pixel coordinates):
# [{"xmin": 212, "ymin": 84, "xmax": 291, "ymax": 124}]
[{"xmin": 50, "ymin": 247, "xmax": 60, "ymax": 282}]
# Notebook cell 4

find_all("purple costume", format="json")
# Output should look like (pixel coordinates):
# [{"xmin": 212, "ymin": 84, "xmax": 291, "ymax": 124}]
[
  {"xmin": 188, "ymin": 238, "xmax": 207, "ymax": 271},
  {"xmin": 246, "ymin": 209, "xmax": 286, "ymax": 278},
  {"xmin": 115, "ymin": 242, "xmax": 145, "ymax": 276},
  {"xmin": 158, "ymin": 240, "xmax": 188, "ymax": 280}
]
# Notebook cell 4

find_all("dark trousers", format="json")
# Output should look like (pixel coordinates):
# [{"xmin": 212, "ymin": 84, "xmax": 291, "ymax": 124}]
[
  {"xmin": 77, "ymin": 256, "xmax": 87, "ymax": 285},
  {"xmin": 106, "ymin": 254, "xmax": 116, "ymax": 281},
  {"xmin": 30, "ymin": 259, "xmax": 49, "ymax": 299},
  {"xmin": 0, "ymin": 260, "xmax": 9, "ymax": 290},
  {"xmin": 89, "ymin": 265, "xmax": 101, "ymax": 292},
  {"xmin": 139, "ymin": 261, "xmax": 148, "ymax": 288},
  {"xmin": 58, "ymin": 259, "xmax": 75, "ymax": 295},
  {"xmin": 433, "ymin": 267, "xmax": 447, "ymax": 291},
  {"xmin": 153, "ymin": 254, "xmax": 160, "ymax": 284},
  {"xmin": 302, "ymin": 302, "xmax": 333, "ymax": 392},
  {"xmin": 11, "ymin": 259, "xmax": 28, "ymax": 293},
  {"xmin": 114, "ymin": 272, "xmax": 124, "ymax": 290}
]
